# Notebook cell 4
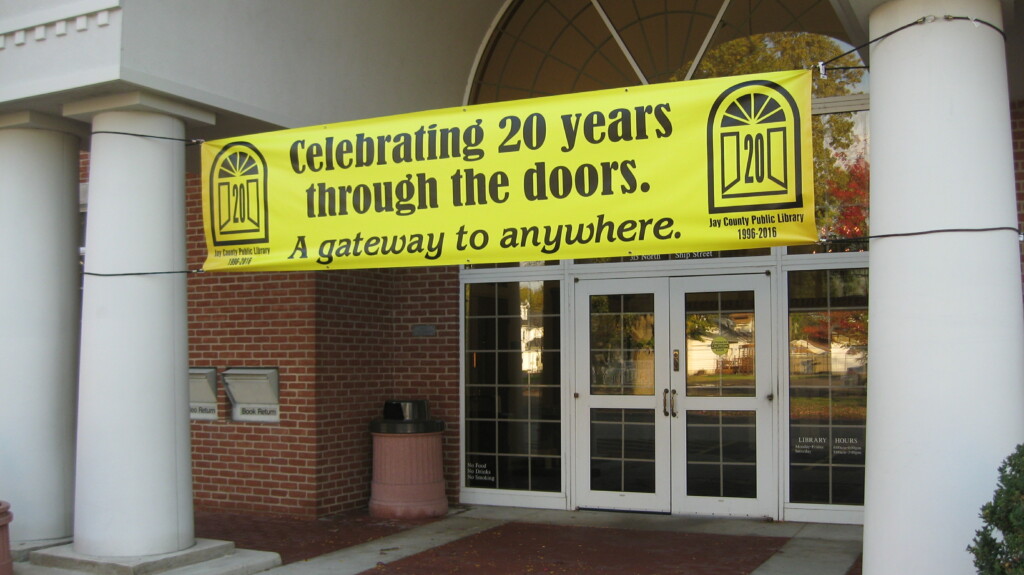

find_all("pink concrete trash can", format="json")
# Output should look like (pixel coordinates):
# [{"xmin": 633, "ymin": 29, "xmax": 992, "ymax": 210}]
[
  {"xmin": 369, "ymin": 400, "xmax": 448, "ymax": 519},
  {"xmin": 0, "ymin": 501, "xmax": 12, "ymax": 575}
]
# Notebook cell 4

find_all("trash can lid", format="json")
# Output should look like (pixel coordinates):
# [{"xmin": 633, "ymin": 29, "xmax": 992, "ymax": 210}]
[
  {"xmin": 382, "ymin": 400, "xmax": 429, "ymax": 421},
  {"xmin": 370, "ymin": 418, "xmax": 445, "ymax": 434}
]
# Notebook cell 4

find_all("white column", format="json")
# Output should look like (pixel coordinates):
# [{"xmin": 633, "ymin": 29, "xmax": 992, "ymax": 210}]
[
  {"xmin": 0, "ymin": 114, "xmax": 84, "ymax": 544},
  {"xmin": 71, "ymin": 107, "xmax": 194, "ymax": 557},
  {"xmin": 864, "ymin": 1, "xmax": 1024, "ymax": 573}
]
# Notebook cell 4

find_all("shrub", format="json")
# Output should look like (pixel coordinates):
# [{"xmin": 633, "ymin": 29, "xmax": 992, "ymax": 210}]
[{"xmin": 969, "ymin": 443, "xmax": 1024, "ymax": 574}]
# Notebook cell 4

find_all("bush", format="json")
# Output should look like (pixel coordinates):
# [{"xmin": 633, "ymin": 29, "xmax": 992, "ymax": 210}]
[{"xmin": 969, "ymin": 443, "xmax": 1024, "ymax": 574}]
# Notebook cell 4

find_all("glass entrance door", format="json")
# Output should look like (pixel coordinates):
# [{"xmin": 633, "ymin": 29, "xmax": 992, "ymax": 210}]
[
  {"xmin": 574, "ymin": 275, "xmax": 775, "ymax": 517},
  {"xmin": 574, "ymin": 279, "xmax": 671, "ymax": 511},
  {"xmin": 670, "ymin": 275, "xmax": 775, "ymax": 517}
]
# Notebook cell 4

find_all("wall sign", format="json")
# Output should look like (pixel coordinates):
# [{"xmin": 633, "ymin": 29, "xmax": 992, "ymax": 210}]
[
  {"xmin": 231, "ymin": 404, "xmax": 280, "ymax": 423},
  {"xmin": 202, "ymin": 70, "xmax": 814, "ymax": 271},
  {"xmin": 466, "ymin": 460, "xmax": 496, "ymax": 485}
]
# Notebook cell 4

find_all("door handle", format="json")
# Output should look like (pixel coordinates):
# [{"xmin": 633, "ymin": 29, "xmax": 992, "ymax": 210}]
[
  {"xmin": 670, "ymin": 389, "xmax": 678, "ymax": 417},
  {"xmin": 663, "ymin": 389, "xmax": 669, "ymax": 417},
  {"xmin": 672, "ymin": 349, "xmax": 680, "ymax": 372}
]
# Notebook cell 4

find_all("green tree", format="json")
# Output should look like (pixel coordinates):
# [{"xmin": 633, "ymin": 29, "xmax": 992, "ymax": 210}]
[{"xmin": 969, "ymin": 444, "xmax": 1024, "ymax": 574}]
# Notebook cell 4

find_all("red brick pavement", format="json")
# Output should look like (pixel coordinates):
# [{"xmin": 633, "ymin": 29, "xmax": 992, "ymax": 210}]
[
  {"xmin": 356, "ymin": 522, "xmax": 788, "ymax": 575},
  {"xmin": 195, "ymin": 509, "xmax": 863, "ymax": 574},
  {"xmin": 194, "ymin": 509, "xmax": 434, "ymax": 565}
]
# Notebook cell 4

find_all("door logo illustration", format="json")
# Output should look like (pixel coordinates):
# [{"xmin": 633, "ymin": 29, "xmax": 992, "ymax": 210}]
[
  {"xmin": 707, "ymin": 80, "xmax": 803, "ymax": 213},
  {"xmin": 209, "ymin": 142, "xmax": 269, "ymax": 246}
]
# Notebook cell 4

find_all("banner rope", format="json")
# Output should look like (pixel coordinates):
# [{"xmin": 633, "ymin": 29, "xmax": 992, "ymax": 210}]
[
  {"xmin": 822, "ymin": 226, "xmax": 1021, "ymax": 245},
  {"xmin": 815, "ymin": 14, "xmax": 1006, "ymax": 77},
  {"xmin": 82, "ymin": 269, "xmax": 205, "ymax": 277},
  {"xmin": 91, "ymin": 130, "xmax": 205, "ymax": 146}
]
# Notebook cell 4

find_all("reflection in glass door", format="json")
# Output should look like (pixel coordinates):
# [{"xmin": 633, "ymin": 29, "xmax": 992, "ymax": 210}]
[
  {"xmin": 575, "ymin": 275, "xmax": 775, "ymax": 517},
  {"xmin": 672, "ymin": 276, "xmax": 774, "ymax": 517}
]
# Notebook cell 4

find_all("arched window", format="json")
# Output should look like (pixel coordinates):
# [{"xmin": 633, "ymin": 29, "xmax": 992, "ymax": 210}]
[{"xmin": 470, "ymin": 0, "xmax": 863, "ymax": 103}]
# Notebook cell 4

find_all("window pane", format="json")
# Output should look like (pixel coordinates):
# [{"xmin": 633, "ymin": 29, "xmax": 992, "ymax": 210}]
[
  {"xmin": 589, "ymin": 294, "xmax": 655, "ymax": 396},
  {"xmin": 591, "ymin": 408, "xmax": 656, "ymax": 494},
  {"xmin": 686, "ymin": 410, "xmax": 757, "ymax": 499},
  {"xmin": 686, "ymin": 292, "xmax": 755, "ymax": 398},
  {"xmin": 464, "ymin": 281, "xmax": 562, "ymax": 493},
  {"xmin": 788, "ymin": 111, "xmax": 870, "ymax": 255},
  {"xmin": 788, "ymin": 269, "xmax": 868, "ymax": 505}
]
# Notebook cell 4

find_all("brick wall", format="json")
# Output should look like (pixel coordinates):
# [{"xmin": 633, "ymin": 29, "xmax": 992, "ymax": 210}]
[
  {"xmin": 387, "ymin": 267, "xmax": 462, "ymax": 503},
  {"xmin": 79, "ymin": 153, "xmax": 89, "ymax": 185},
  {"xmin": 184, "ymin": 174, "xmax": 461, "ymax": 518},
  {"xmin": 313, "ymin": 269, "xmax": 395, "ymax": 515},
  {"xmin": 312, "ymin": 267, "xmax": 460, "ymax": 515},
  {"xmin": 187, "ymin": 269, "xmax": 320, "ymax": 517}
]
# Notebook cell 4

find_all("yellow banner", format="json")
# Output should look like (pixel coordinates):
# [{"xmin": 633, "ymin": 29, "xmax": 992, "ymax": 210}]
[{"xmin": 202, "ymin": 70, "xmax": 814, "ymax": 271}]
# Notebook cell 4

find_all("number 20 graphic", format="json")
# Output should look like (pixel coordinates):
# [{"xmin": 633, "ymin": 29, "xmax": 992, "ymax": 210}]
[{"xmin": 707, "ymin": 80, "xmax": 804, "ymax": 214}]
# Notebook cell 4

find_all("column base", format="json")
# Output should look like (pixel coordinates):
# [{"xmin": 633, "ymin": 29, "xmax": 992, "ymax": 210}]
[
  {"xmin": 21, "ymin": 539, "xmax": 279, "ymax": 575},
  {"xmin": 11, "ymin": 539, "xmax": 72, "ymax": 563}
]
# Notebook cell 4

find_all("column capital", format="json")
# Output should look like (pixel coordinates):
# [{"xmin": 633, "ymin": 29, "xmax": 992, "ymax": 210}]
[
  {"xmin": 63, "ymin": 91, "xmax": 215, "ymax": 127},
  {"xmin": 0, "ymin": 110, "xmax": 89, "ymax": 140}
]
